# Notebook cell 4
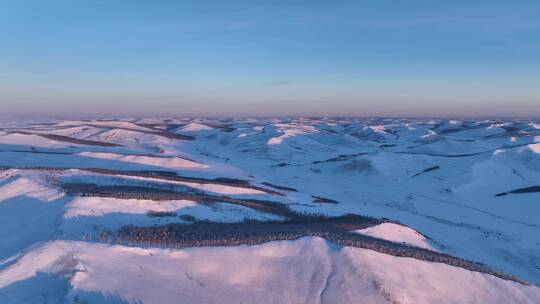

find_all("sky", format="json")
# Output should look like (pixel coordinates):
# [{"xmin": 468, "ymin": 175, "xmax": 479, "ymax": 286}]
[{"xmin": 0, "ymin": 0, "xmax": 539, "ymax": 118}]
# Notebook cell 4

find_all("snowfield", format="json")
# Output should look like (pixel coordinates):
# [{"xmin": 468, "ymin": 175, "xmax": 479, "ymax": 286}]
[{"xmin": 1, "ymin": 117, "xmax": 539, "ymax": 303}]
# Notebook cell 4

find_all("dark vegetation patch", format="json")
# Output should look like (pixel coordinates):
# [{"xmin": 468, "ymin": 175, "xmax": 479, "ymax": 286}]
[
  {"xmin": 262, "ymin": 182, "xmax": 298, "ymax": 192},
  {"xmin": 312, "ymin": 153, "xmax": 369, "ymax": 164},
  {"xmin": 87, "ymin": 123, "xmax": 196, "ymax": 141},
  {"xmin": 130, "ymin": 123, "xmax": 196, "ymax": 140},
  {"xmin": 412, "ymin": 165, "xmax": 440, "ymax": 177},
  {"xmin": 13, "ymin": 122, "xmax": 195, "ymax": 142},
  {"xmin": 60, "ymin": 182, "xmax": 294, "ymax": 219},
  {"xmin": 7, "ymin": 166, "xmax": 283, "ymax": 196},
  {"xmin": 152, "ymin": 131, "xmax": 195, "ymax": 141},
  {"xmin": 100, "ymin": 216, "xmax": 525, "ymax": 284},
  {"xmin": 312, "ymin": 195, "xmax": 339, "ymax": 204},
  {"xmin": 160, "ymin": 122, "xmax": 235, "ymax": 133},
  {"xmin": 394, "ymin": 151, "xmax": 480, "ymax": 158},
  {"xmin": 341, "ymin": 159, "xmax": 375, "ymax": 173},
  {"xmin": 0, "ymin": 149, "xmax": 73, "ymax": 155},
  {"xmin": 78, "ymin": 168, "xmax": 284, "ymax": 196},
  {"xmin": 107, "ymin": 152, "xmax": 202, "ymax": 163},
  {"xmin": 196, "ymin": 148, "xmax": 230, "ymax": 161},
  {"xmin": 438, "ymin": 127, "xmax": 466, "ymax": 134},
  {"xmin": 59, "ymin": 176, "xmax": 526, "ymax": 284},
  {"xmin": 212, "ymin": 177, "xmax": 250, "ymax": 185},
  {"xmin": 11, "ymin": 131, "xmax": 120, "ymax": 147},
  {"xmin": 159, "ymin": 123, "xmax": 185, "ymax": 132},
  {"xmin": 146, "ymin": 210, "xmax": 177, "ymax": 217},
  {"xmin": 0, "ymin": 149, "xmax": 202, "ymax": 166},
  {"xmin": 103, "ymin": 214, "xmax": 383, "ymax": 249},
  {"xmin": 179, "ymin": 214, "xmax": 197, "ymax": 222},
  {"xmin": 203, "ymin": 123, "xmax": 236, "ymax": 132},
  {"xmin": 135, "ymin": 123, "xmax": 165, "ymax": 130},
  {"xmin": 495, "ymin": 186, "xmax": 540, "ymax": 197}
]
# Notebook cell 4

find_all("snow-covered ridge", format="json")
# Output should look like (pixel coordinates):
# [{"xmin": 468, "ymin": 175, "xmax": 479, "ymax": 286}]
[
  {"xmin": 177, "ymin": 122, "xmax": 214, "ymax": 132},
  {"xmin": 77, "ymin": 152, "xmax": 209, "ymax": 169},
  {"xmin": 1, "ymin": 238, "xmax": 539, "ymax": 304}
]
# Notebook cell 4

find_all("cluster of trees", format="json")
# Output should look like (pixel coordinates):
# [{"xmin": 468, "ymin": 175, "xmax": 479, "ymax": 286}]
[
  {"xmin": 5, "ymin": 165, "xmax": 281, "ymax": 197},
  {"xmin": 179, "ymin": 214, "xmax": 197, "ymax": 222},
  {"xmin": 261, "ymin": 182, "xmax": 298, "ymax": 192},
  {"xmin": 89, "ymin": 122, "xmax": 195, "ymax": 140},
  {"xmin": 63, "ymin": 183, "xmax": 198, "ymax": 200},
  {"xmin": 103, "ymin": 214, "xmax": 383, "ymax": 250},
  {"xmin": 496, "ymin": 186, "xmax": 540, "ymax": 197},
  {"xmin": 12, "ymin": 130, "xmax": 119, "ymax": 147},
  {"xmin": 146, "ymin": 210, "xmax": 177, "ymax": 217},
  {"xmin": 61, "ymin": 182, "xmax": 294, "ymax": 218},
  {"xmin": 98, "ymin": 214, "xmax": 523, "ymax": 285},
  {"xmin": 412, "ymin": 165, "xmax": 440, "ymax": 177},
  {"xmin": 149, "ymin": 130, "xmax": 195, "ymax": 140},
  {"xmin": 312, "ymin": 152, "xmax": 368, "ymax": 165},
  {"xmin": 311, "ymin": 195, "xmax": 339, "ymax": 204},
  {"xmin": 80, "ymin": 168, "xmax": 283, "ymax": 196}
]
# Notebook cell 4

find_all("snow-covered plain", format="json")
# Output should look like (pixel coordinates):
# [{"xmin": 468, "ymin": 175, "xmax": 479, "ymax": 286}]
[{"xmin": 1, "ymin": 117, "xmax": 540, "ymax": 303}]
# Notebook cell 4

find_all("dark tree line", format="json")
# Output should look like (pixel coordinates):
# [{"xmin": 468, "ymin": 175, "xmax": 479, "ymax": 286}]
[
  {"xmin": 495, "ymin": 185, "xmax": 540, "ymax": 197},
  {"xmin": 73, "ymin": 167, "xmax": 284, "ymax": 196},
  {"xmin": 61, "ymin": 182, "xmax": 295, "ymax": 218},
  {"xmin": 261, "ymin": 182, "xmax": 298, "ymax": 192},
  {"xmin": 0, "ymin": 165, "xmax": 283, "ymax": 196},
  {"xmin": 311, "ymin": 195, "xmax": 339, "ymax": 204},
  {"xmin": 102, "ymin": 216, "xmax": 525, "ymax": 285},
  {"xmin": 10, "ymin": 130, "xmax": 120, "ymax": 147},
  {"xmin": 146, "ymin": 210, "xmax": 177, "ymax": 217}
]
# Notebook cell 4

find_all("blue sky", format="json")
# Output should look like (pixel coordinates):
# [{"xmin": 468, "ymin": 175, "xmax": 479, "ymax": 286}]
[{"xmin": 1, "ymin": 0, "xmax": 539, "ymax": 117}]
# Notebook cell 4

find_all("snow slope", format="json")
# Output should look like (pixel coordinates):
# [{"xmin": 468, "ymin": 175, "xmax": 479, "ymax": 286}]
[
  {"xmin": 354, "ymin": 223, "xmax": 436, "ymax": 251},
  {"xmin": 1, "ymin": 238, "xmax": 539, "ymax": 304}
]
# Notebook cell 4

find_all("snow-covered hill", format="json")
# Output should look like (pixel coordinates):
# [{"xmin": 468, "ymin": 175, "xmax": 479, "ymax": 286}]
[{"xmin": 2, "ymin": 238, "xmax": 539, "ymax": 304}]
